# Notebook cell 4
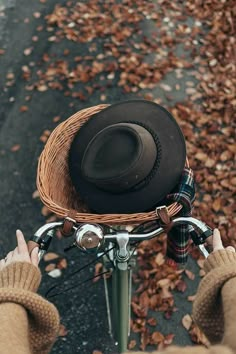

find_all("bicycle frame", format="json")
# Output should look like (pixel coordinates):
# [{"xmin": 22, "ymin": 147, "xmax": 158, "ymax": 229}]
[
  {"xmin": 30, "ymin": 216, "xmax": 212, "ymax": 354},
  {"xmin": 102, "ymin": 240, "xmax": 136, "ymax": 353}
]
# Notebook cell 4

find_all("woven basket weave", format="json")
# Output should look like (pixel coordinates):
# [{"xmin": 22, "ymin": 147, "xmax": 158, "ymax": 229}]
[{"xmin": 37, "ymin": 104, "xmax": 184, "ymax": 225}]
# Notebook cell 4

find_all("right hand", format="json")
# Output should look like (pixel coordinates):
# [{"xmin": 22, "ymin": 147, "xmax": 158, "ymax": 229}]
[{"xmin": 207, "ymin": 228, "xmax": 235, "ymax": 253}]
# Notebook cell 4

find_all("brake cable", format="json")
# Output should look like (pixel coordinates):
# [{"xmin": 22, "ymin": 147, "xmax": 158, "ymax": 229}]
[
  {"xmin": 46, "ymin": 270, "xmax": 111, "ymax": 299},
  {"xmin": 45, "ymin": 245, "xmax": 115, "ymax": 298}
]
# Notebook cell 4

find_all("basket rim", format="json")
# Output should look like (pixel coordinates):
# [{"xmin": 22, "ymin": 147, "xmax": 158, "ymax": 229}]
[{"xmin": 37, "ymin": 104, "xmax": 187, "ymax": 225}]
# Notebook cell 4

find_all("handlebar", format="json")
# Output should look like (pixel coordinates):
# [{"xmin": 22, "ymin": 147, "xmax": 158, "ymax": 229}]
[
  {"xmin": 29, "ymin": 216, "xmax": 212, "ymax": 260},
  {"xmin": 103, "ymin": 217, "xmax": 211, "ymax": 242}
]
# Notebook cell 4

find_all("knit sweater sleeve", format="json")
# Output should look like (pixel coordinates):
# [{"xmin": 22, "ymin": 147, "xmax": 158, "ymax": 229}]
[
  {"xmin": 0, "ymin": 262, "xmax": 60, "ymax": 354},
  {"xmin": 193, "ymin": 250, "xmax": 236, "ymax": 346},
  {"xmin": 124, "ymin": 251, "xmax": 236, "ymax": 354}
]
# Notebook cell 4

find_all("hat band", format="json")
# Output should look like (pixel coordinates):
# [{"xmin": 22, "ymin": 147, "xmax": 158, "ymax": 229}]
[{"xmin": 122, "ymin": 120, "xmax": 162, "ymax": 192}]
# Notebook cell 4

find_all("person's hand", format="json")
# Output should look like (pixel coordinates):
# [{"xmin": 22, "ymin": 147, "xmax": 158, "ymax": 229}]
[
  {"xmin": 207, "ymin": 228, "xmax": 235, "ymax": 254},
  {"xmin": 0, "ymin": 230, "xmax": 39, "ymax": 271}
]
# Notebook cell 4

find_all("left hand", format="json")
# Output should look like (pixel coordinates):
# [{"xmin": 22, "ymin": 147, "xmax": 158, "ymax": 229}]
[{"xmin": 0, "ymin": 230, "xmax": 39, "ymax": 271}]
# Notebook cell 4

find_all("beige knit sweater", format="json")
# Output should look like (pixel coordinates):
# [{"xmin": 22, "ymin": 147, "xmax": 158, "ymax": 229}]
[
  {"xmin": 0, "ymin": 250, "xmax": 236, "ymax": 354},
  {"xmin": 0, "ymin": 262, "xmax": 60, "ymax": 354}
]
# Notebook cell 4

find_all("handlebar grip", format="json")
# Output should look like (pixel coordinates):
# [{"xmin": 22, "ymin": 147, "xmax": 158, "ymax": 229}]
[
  {"xmin": 203, "ymin": 228, "xmax": 213, "ymax": 239},
  {"xmin": 28, "ymin": 240, "xmax": 39, "ymax": 255},
  {"xmin": 191, "ymin": 227, "xmax": 213, "ymax": 245}
]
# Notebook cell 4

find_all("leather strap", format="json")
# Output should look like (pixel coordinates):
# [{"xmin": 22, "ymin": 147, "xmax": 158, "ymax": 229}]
[
  {"xmin": 61, "ymin": 210, "xmax": 77, "ymax": 237},
  {"xmin": 156, "ymin": 206, "xmax": 174, "ymax": 233}
]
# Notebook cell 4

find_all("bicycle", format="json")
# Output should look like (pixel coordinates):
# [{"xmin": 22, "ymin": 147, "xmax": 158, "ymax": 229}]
[{"xmin": 29, "ymin": 211, "xmax": 212, "ymax": 354}]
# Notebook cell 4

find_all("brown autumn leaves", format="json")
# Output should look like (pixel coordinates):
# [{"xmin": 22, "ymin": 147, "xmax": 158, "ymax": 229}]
[{"xmin": 4, "ymin": 0, "xmax": 235, "ymax": 351}]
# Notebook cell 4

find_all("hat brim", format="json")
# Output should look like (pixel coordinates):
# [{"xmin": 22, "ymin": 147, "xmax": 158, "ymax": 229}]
[{"xmin": 69, "ymin": 100, "xmax": 186, "ymax": 213}]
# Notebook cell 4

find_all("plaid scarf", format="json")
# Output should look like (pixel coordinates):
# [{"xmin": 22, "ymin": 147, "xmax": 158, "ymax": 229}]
[
  {"xmin": 166, "ymin": 166, "xmax": 196, "ymax": 263},
  {"xmin": 113, "ymin": 166, "xmax": 196, "ymax": 264},
  {"xmin": 134, "ymin": 166, "xmax": 196, "ymax": 264}
]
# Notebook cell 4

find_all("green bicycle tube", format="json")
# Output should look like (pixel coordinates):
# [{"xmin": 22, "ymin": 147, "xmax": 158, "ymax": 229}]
[{"xmin": 112, "ymin": 266, "xmax": 129, "ymax": 354}]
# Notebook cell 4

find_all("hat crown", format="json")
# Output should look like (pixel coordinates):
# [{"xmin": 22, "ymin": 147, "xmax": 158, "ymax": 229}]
[
  {"xmin": 68, "ymin": 100, "xmax": 186, "ymax": 213},
  {"xmin": 81, "ymin": 123, "xmax": 157, "ymax": 193}
]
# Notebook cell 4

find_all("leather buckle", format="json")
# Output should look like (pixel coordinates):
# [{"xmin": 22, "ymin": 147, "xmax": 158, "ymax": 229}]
[
  {"xmin": 156, "ymin": 205, "xmax": 173, "ymax": 233},
  {"xmin": 156, "ymin": 206, "xmax": 170, "ymax": 224}
]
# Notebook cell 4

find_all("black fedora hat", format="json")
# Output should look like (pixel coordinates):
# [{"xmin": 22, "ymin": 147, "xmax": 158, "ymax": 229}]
[{"xmin": 68, "ymin": 100, "xmax": 186, "ymax": 214}]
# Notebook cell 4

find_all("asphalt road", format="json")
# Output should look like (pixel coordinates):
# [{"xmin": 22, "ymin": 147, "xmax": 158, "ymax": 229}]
[{"xmin": 0, "ymin": 1, "xmax": 202, "ymax": 353}]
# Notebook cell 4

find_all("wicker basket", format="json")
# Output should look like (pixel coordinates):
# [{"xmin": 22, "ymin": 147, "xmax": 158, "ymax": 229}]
[{"xmin": 37, "ymin": 104, "xmax": 184, "ymax": 225}]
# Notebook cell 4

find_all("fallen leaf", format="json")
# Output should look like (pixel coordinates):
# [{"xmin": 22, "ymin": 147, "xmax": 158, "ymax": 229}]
[
  {"xmin": 11, "ymin": 144, "xmax": 21, "ymax": 152},
  {"xmin": 182, "ymin": 314, "xmax": 192, "ymax": 330},
  {"xmin": 231, "ymin": 177, "xmax": 236, "ymax": 186},
  {"xmin": 147, "ymin": 317, "xmax": 157, "ymax": 326},
  {"xmin": 6, "ymin": 72, "xmax": 14, "ymax": 80},
  {"xmin": 40, "ymin": 135, "xmax": 48, "ymax": 143},
  {"xmin": 43, "ymin": 252, "xmax": 60, "ymax": 261},
  {"xmin": 128, "ymin": 340, "xmax": 136, "ymax": 350},
  {"xmin": 176, "ymin": 280, "xmax": 187, "ymax": 292},
  {"xmin": 189, "ymin": 323, "xmax": 210, "ymax": 346},
  {"xmin": 185, "ymin": 269, "xmax": 195, "ymax": 280},
  {"xmin": 164, "ymin": 333, "xmax": 175, "ymax": 345},
  {"xmin": 139, "ymin": 291, "xmax": 150, "ymax": 308},
  {"xmin": 53, "ymin": 116, "xmax": 61, "ymax": 122},
  {"xmin": 19, "ymin": 105, "xmax": 29, "ymax": 112},
  {"xmin": 45, "ymin": 263, "xmax": 56, "ymax": 272},
  {"xmin": 57, "ymin": 258, "xmax": 67, "ymax": 270},
  {"xmin": 212, "ymin": 198, "xmax": 221, "ymax": 212},
  {"xmin": 48, "ymin": 268, "xmax": 62, "ymax": 278},
  {"xmin": 151, "ymin": 331, "xmax": 165, "ymax": 344},
  {"xmin": 160, "ymin": 83, "xmax": 172, "ymax": 92},
  {"xmin": 187, "ymin": 295, "xmax": 196, "ymax": 302},
  {"xmin": 205, "ymin": 158, "xmax": 215, "ymax": 168},
  {"xmin": 100, "ymin": 94, "xmax": 106, "ymax": 101},
  {"xmin": 155, "ymin": 252, "xmax": 165, "ymax": 265},
  {"xmin": 93, "ymin": 262, "xmax": 103, "ymax": 282},
  {"xmin": 32, "ymin": 190, "xmax": 40, "ymax": 199},
  {"xmin": 43, "ymin": 129, "xmax": 51, "ymax": 137},
  {"xmin": 24, "ymin": 48, "xmax": 33, "ymax": 56},
  {"xmin": 195, "ymin": 152, "xmax": 208, "ymax": 161},
  {"xmin": 158, "ymin": 278, "xmax": 172, "ymax": 298},
  {"xmin": 37, "ymin": 84, "xmax": 48, "ymax": 92},
  {"xmin": 140, "ymin": 330, "xmax": 149, "ymax": 351},
  {"xmin": 33, "ymin": 12, "xmax": 41, "ymax": 18}
]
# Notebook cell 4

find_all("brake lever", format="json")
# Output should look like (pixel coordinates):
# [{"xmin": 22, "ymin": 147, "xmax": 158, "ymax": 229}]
[
  {"xmin": 28, "ymin": 221, "xmax": 64, "ymax": 261},
  {"xmin": 28, "ymin": 229, "xmax": 55, "ymax": 262},
  {"xmin": 191, "ymin": 227, "xmax": 213, "ymax": 258},
  {"xmin": 37, "ymin": 229, "xmax": 55, "ymax": 261}
]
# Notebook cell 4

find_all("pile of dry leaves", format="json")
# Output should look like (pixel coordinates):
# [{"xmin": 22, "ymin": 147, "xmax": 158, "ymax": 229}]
[{"xmin": 5, "ymin": 0, "xmax": 235, "ymax": 351}]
